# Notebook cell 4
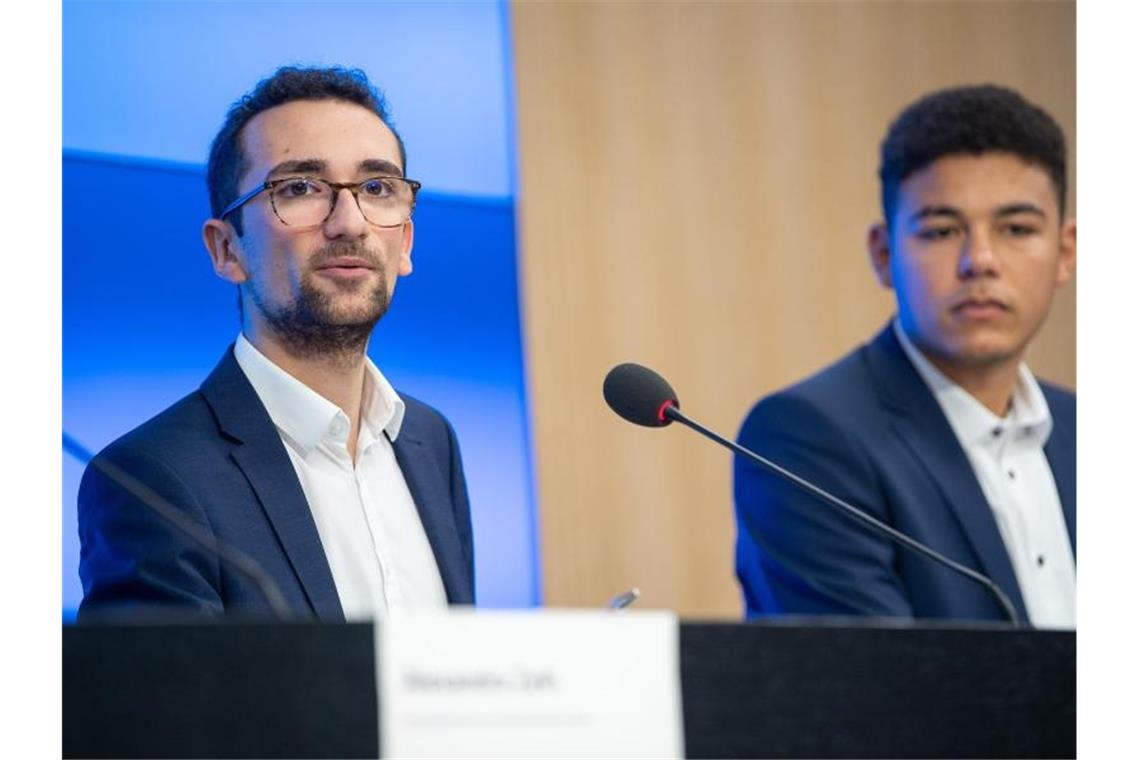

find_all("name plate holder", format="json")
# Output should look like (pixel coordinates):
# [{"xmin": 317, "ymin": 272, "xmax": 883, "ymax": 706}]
[{"xmin": 378, "ymin": 610, "xmax": 684, "ymax": 758}]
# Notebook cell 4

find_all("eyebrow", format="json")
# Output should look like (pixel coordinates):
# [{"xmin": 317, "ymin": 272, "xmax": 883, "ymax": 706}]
[
  {"xmin": 266, "ymin": 159, "xmax": 327, "ymax": 179},
  {"xmin": 359, "ymin": 158, "xmax": 404, "ymax": 176},
  {"xmin": 993, "ymin": 202, "xmax": 1047, "ymax": 219},
  {"xmin": 265, "ymin": 158, "xmax": 404, "ymax": 180},
  {"xmin": 908, "ymin": 205, "xmax": 963, "ymax": 225}
]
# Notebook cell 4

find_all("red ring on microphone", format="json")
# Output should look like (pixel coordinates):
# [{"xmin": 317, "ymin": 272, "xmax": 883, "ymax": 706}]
[{"xmin": 657, "ymin": 399, "xmax": 677, "ymax": 424}]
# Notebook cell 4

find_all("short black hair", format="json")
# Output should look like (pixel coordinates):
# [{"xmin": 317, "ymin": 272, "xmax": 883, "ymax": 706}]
[
  {"xmin": 206, "ymin": 65, "xmax": 406, "ymax": 235},
  {"xmin": 878, "ymin": 84, "xmax": 1067, "ymax": 226}
]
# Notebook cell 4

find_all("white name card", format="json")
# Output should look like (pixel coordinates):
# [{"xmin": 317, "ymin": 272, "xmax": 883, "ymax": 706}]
[{"xmin": 377, "ymin": 609, "xmax": 684, "ymax": 758}]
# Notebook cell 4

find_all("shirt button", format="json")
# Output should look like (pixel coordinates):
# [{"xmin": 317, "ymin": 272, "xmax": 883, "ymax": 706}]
[
  {"xmin": 992, "ymin": 427, "xmax": 1003, "ymax": 438},
  {"xmin": 1037, "ymin": 555, "xmax": 1046, "ymax": 567},
  {"xmin": 330, "ymin": 419, "xmax": 347, "ymax": 437},
  {"xmin": 1007, "ymin": 469, "xmax": 1016, "ymax": 480}
]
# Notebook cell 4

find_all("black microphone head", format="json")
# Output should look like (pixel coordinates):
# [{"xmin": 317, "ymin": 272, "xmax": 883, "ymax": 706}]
[{"xmin": 603, "ymin": 363, "xmax": 680, "ymax": 427}]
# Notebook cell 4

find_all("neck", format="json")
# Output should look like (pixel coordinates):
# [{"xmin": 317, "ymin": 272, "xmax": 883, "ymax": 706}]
[
  {"xmin": 243, "ymin": 324, "xmax": 370, "ymax": 457},
  {"xmin": 924, "ymin": 352, "xmax": 1023, "ymax": 417}
]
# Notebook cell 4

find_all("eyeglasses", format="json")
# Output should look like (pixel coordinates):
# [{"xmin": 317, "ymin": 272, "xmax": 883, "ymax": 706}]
[{"xmin": 220, "ymin": 175, "xmax": 422, "ymax": 229}]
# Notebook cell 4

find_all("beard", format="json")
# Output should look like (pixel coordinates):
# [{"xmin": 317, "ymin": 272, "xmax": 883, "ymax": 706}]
[{"xmin": 248, "ymin": 242, "xmax": 391, "ymax": 363}]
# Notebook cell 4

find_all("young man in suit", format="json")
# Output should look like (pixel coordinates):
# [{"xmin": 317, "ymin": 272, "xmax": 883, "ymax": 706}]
[
  {"xmin": 734, "ymin": 84, "xmax": 1075, "ymax": 627},
  {"xmin": 78, "ymin": 67, "xmax": 474, "ymax": 620}
]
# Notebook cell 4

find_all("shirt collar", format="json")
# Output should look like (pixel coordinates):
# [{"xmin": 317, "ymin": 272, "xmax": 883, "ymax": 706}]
[
  {"xmin": 361, "ymin": 353, "xmax": 406, "ymax": 443},
  {"xmin": 892, "ymin": 318, "xmax": 1052, "ymax": 448},
  {"xmin": 233, "ymin": 333, "xmax": 406, "ymax": 456}
]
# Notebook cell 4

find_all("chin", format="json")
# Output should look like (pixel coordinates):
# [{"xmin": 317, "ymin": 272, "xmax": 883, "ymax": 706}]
[
  {"xmin": 314, "ymin": 289, "xmax": 389, "ymax": 321},
  {"xmin": 947, "ymin": 340, "xmax": 1023, "ymax": 368},
  {"xmin": 320, "ymin": 306, "xmax": 387, "ymax": 327}
]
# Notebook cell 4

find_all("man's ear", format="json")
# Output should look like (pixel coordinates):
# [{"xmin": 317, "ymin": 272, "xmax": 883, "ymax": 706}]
[
  {"xmin": 1055, "ymin": 217, "xmax": 1076, "ymax": 286},
  {"xmin": 867, "ymin": 222, "xmax": 893, "ymax": 288},
  {"xmin": 202, "ymin": 219, "xmax": 249, "ymax": 284},
  {"xmin": 398, "ymin": 220, "xmax": 415, "ymax": 276}
]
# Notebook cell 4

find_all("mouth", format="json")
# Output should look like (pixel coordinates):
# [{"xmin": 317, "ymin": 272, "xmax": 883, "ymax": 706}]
[
  {"xmin": 951, "ymin": 296, "xmax": 1010, "ymax": 319},
  {"xmin": 313, "ymin": 258, "xmax": 376, "ymax": 279}
]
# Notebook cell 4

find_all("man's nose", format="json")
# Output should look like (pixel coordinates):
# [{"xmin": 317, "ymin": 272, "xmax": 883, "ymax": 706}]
[
  {"xmin": 957, "ymin": 229, "xmax": 1000, "ymax": 279},
  {"xmin": 323, "ymin": 187, "xmax": 369, "ymax": 238}
]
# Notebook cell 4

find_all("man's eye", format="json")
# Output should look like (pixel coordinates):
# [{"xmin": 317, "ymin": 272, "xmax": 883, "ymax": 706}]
[
  {"xmin": 916, "ymin": 226, "xmax": 958, "ymax": 241},
  {"xmin": 1003, "ymin": 223, "xmax": 1039, "ymax": 237},
  {"xmin": 361, "ymin": 179, "xmax": 394, "ymax": 198},
  {"xmin": 277, "ymin": 179, "xmax": 325, "ymax": 198}
]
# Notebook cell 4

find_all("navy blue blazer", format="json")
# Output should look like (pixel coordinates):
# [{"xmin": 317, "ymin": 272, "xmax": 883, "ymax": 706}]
[
  {"xmin": 78, "ymin": 347, "xmax": 475, "ymax": 621},
  {"xmin": 734, "ymin": 325, "xmax": 1075, "ymax": 623}
]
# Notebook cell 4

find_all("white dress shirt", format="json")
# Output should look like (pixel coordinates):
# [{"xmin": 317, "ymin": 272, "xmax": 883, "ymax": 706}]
[
  {"xmin": 234, "ymin": 334, "xmax": 448, "ymax": 621},
  {"xmin": 894, "ymin": 320, "xmax": 1075, "ymax": 629}
]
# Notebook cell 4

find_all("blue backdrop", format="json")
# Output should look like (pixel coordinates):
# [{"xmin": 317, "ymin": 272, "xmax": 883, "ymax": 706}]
[{"xmin": 62, "ymin": 1, "xmax": 537, "ymax": 616}]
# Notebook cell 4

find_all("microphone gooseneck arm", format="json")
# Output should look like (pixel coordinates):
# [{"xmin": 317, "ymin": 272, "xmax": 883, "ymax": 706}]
[{"xmin": 661, "ymin": 404, "xmax": 1022, "ymax": 627}]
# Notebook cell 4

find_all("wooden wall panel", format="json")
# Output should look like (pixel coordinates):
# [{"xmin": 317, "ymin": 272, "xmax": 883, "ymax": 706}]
[{"xmin": 511, "ymin": 1, "xmax": 1075, "ymax": 617}]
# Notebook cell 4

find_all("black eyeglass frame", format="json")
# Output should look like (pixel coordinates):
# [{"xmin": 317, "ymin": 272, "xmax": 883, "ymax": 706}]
[{"xmin": 219, "ymin": 175, "xmax": 422, "ymax": 229}]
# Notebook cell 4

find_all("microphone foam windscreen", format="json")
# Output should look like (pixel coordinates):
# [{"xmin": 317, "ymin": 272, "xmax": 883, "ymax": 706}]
[{"xmin": 603, "ymin": 363, "xmax": 679, "ymax": 427}]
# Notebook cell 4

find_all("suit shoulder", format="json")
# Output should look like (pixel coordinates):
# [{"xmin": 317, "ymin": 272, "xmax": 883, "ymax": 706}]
[
  {"xmin": 1037, "ymin": 379, "xmax": 1075, "ymax": 435},
  {"xmin": 1039, "ymin": 379, "xmax": 1075, "ymax": 414},
  {"xmin": 740, "ymin": 344, "xmax": 878, "ymax": 434},
  {"xmin": 398, "ymin": 392, "xmax": 460, "ymax": 444},
  {"xmin": 400, "ymin": 392, "xmax": 450, "ymax": 426},
  {"xmin": 95, "ymin": 390, "xmax": 221, "ymax": 465},
  {"xmin": 78, "ymin": 390, "xmax": 224, "ymax": 533}
]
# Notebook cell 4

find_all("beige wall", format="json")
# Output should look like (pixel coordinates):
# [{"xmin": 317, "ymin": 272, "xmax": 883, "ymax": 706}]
[{"xmin": 511, "ymin": 1, "xmax": 1075, "ymax": 617}]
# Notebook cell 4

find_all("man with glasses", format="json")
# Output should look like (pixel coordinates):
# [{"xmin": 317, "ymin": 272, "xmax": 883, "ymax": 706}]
[
  {"xmin": 734, "ymin": 85, "xmax": 1076, "ymax": 627},
  {"xmin": 78, "ymin": 66, "xmax": 474, "ymax": 620}
]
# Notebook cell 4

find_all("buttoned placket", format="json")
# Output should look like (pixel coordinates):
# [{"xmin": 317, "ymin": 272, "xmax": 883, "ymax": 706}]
[
  {"xmin": 321, "ymin": 411, "xmax": 399, "ymax": 613},
  {"xmin": 1010, "ymin": 426, "xmax": 1052, "ymax": 582},
  {"xmin": 985, "ymin": 419, "xmax": 1053, "ymax": 591},
  {"xmin": 984, "ymin": 425, "xmax": 1020, "ymax": 538},
  {"xmin": 987, "ymin": 426, "xmax": 1023, "ymax": 560},
  {"xmin": 357, "ymin": 429, "xmax": 406, "ymax": 611}
]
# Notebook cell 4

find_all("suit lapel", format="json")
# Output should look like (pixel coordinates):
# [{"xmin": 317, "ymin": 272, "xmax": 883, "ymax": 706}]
[
  {"xmin": 392, "ymin": 429, "xmax": 471, "ymax": 604},
  {"xmin": 866, "ymin": 327, "xmax": 1028, "ymax": 621},
  {"xmin": 201, "ymin": 347, "xmax": 345, "ymax": 621},
  {"xmin": 1044, "ymin": 411, "xmax": 1077, "ymax": 556}
]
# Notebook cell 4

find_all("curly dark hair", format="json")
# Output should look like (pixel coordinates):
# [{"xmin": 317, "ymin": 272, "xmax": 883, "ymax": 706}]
[
  {"xmin": 206, "ymin": 65, "xmax": 407, "ymax": 236},
  {"xmin": 878, "ymin": 84, "xmax": 1067, "ymax": 227}
]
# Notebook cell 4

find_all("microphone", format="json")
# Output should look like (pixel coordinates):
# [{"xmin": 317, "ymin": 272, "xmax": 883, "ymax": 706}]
[
  {"xmin": 602, "ymin": 363, "xmax": 1021, "ymax": 626},
  {"xmin": 603, "ymin": 362, "xmax": 680, "ymax": 427},
  {"xmin": 64, "ymin": 432, "xmax": 293, "ymax": 620}
]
